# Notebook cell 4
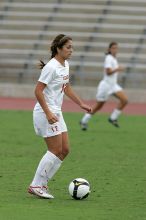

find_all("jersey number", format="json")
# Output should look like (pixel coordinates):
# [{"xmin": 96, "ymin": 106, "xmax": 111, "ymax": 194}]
[{"xmin": 51, "ymin": 126, "xmax": 58, "ymax": 132}]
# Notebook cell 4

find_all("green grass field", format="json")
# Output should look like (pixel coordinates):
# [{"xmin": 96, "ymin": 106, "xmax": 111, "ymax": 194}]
[{"xmin": 0, "ymin": 110, "xmax": 146, "ymax": 220}]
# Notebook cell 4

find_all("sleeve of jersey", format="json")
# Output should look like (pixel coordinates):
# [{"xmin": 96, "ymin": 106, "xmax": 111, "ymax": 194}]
[
  {"xmin": 38, "ymin": 64, "xmax": 54, "ymax": 84},
  {"xmin": 104, "ymin": 56, "xmax": 113, "ymax": 69}
]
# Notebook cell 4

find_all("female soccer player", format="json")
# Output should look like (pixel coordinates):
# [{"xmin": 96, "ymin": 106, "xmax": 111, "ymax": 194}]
[
  {"xmin": 28, "ymin": 34, "xmax": 91, "ymax": 199},
  {"xmin": 80, "ymin": 42, "xmax": 128, "ymax": 130}
]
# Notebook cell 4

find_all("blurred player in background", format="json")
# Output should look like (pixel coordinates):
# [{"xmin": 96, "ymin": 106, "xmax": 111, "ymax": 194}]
[
  {"xmin": 80, "ymin": 42, "xmax": 128, "ymax": 130},
  {"xmin": 28, "ymin": 34, "xmax": 91, "ymax": 199}
]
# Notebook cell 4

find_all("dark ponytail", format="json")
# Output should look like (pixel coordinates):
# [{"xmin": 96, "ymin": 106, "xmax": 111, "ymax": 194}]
[
  {"xmin": 38, "ymin": 34, "xmax": 72, "ymax": 69},
  {"xmin": 38, "ymin": 60, "xmax": 46, "ymax": 69}
]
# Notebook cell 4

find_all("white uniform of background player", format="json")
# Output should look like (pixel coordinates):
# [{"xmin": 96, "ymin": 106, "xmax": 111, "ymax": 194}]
[
  {"xmin": 80, "ymin": 42, "xmax": 128, "ymax": 130},
  {"xmin": 96, "ymin": 54, "xmax": 122, "ymax": 102}
]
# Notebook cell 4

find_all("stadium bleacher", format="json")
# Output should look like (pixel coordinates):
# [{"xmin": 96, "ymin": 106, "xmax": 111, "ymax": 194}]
[{"xmin": 0, "ymin": 0, "xmax": 146, "ymax": 87}]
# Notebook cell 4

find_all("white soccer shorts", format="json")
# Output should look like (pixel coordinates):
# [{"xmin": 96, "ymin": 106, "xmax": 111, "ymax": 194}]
[
  {"xmin": 96, "ymin": 80, "xmax": 123, "ymax": 101},
  {"xmin": 33, "ymin": 111, "xmax": 67, "ymax": 137}
]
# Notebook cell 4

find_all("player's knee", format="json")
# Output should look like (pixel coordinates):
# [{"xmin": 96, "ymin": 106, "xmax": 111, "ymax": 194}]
[
  {"xmin": 50, "ymin": 147, "xmax": 62, "ymax": 158},
  {"xmin": 62, "ymin": 147, "xmax": 70, "ymax": 158},
  {"xmin": 124, "ymin": 98, "xmax": 128, "ymax": 106},
  {"xmin": 121, "ymin": 98, "xmax": 128, "ymax": 106}
]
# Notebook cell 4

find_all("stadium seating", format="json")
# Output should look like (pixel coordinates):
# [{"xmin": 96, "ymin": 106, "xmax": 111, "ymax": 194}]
[{"xmin": 0, "ymin": 0, "xmax": 146, "ymax": 87}]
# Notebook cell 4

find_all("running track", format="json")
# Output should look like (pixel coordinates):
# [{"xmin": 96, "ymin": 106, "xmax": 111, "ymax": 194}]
[{"xmin": 0, "ymin": 97, "xmax": 145, "ymax": 115}]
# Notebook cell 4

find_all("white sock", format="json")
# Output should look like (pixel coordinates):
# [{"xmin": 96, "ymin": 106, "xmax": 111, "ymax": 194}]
[
  {"xmin": 31, "ymin": 150, "xmax": 57, "ymax": 187},
  {"xmin": 81, "ymin": 113, "xmax": 92, "ymax": 124},
  {"xmin": 110, "ymin": 109, "xmax": 121, "ymax": 120},
  {"xmin": 48, "ymin": 157, "xmax": 62, "ymax": 181}
]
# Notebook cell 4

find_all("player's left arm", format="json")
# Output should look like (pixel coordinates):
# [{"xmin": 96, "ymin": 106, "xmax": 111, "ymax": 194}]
[
  {"xmin": 64, "ymin": 83, "xmax": 91, "ymax": 112},
  {"xmin": 106, "ymin": 66, "xmax": 124, "ymax": 75}
]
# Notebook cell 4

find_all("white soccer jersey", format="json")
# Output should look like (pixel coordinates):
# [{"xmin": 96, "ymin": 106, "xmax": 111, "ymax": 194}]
[
  {"xmin": 34, "ymin": 58, "xmax": 69, "ymax": 113},
  {"xmin": 103, "ymin": 54, "xmax": 119, "ymax": 85}
]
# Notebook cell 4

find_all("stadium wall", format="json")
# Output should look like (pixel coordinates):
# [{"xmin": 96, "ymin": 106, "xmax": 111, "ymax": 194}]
[{"xmin": 0, "ymin": 83, "xmax": 145, "ymax": 103}]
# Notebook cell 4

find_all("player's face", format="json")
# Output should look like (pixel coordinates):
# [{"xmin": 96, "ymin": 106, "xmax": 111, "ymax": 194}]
[
  {"xmin": 110, "ymin": 44, "xmax": 118, "ymax": 56},
  {"xmin": 59, "ymin": 40, "xmax": 73, "ymax": 60}
]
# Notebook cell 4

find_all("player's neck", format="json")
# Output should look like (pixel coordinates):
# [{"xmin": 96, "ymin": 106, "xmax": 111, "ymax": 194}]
[
  {"xmin": 54, "ymin": 55, "xmax": 65, "ymax": 67},
  {"xmin": 111, "ymin": 53, "xmax": 117, "ymax": 57}
]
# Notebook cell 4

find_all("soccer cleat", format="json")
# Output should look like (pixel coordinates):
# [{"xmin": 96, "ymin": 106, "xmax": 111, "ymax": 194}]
[
  {"xmin": 79, "ymin": 121, "xmax": 88, "ymax": 131},
  {"xmin": 108, "ymin": 118, "xmax": 119, "ymax": 128},
  {"xmin": 42, "ymin": 185, "xmax": 48, "ymax": 193},
  {"xmin": 28, "ymin": 186, "xmax": 54, "ymax": 199}
]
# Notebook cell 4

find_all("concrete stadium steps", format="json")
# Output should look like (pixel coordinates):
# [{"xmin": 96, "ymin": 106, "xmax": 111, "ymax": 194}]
[
  {"xmin": 0, "ymin": 0, "xmax": 146, "ymax": 87},
  {"xmin": 134, "ymin": 54, "xmax": 146, "ymax": 66},
  {"xmin": 110, "ymin": 0, "xmax": 146, "ymax": 8},
  {"xmin": 123, "ymin": 73, "xmax": 146, "ymax": 88},
  {"xmin": 50, "ymin": 12, "xmax": 99, "ymax": 23},
  {"xmin": 0, "ymin": 39, "xmax": 36, "ymax": 50},
  {"xmin": 108, "ymin": 6, "xmax": 146, "ymax": 16},
  {"xmin": 0, "ymin": 22, "xmax": 47, "ymax": 31},
  {"xmin": 13, "ymin": 0, "xmax": 60, "ymax": 3},
  {"xmin": 88, "ymin": 43, "xmax": 137, "ymax": 54},
  {"xmin": 0, "ymin": 68, "xmax": 40, "ymax": 83},
  {"xmin": 0, "ymin": 29, "xmax": 42, "ymax": 40},
  {"xmin": 53, "ymin": 6, "xmax": 104, "ymax": 15},
  {"xmin": 104, "ymin": 14, "xmax": 146, "ymax": 26},
  {"xmin": 1, "ymin": 20, "xmax": 141, "ymax": 34},
  {"xmin": 62, "ymin": 0, "xmax": 106, "ymax": 3}
]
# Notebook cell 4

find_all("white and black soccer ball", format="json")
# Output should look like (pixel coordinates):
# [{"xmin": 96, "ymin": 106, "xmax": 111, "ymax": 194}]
[{"xmin": 68, "ymin": 178, "xmax": 90, "ymax": 200}]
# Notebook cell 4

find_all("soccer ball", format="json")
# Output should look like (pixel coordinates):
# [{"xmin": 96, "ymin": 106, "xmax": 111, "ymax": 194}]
[{"xmin": 68, "ymin": 178, "xmax": 90, "ymax": 200}]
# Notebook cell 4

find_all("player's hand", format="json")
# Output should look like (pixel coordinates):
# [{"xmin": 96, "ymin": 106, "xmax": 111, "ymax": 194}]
[
  {"xmin": 46, "ymin": 112, "xmax": 59, "ymax": 124},
  {"xmin": 90, "ymin": 108, "xmax": 94, "ymax": 114},
  {"xmin": 118, "ymin": 66, "xmax": 124, "ymax": 72},
  {"xmin": 80, "ymin": 103, "xmax": 91, "ymax": 113}
]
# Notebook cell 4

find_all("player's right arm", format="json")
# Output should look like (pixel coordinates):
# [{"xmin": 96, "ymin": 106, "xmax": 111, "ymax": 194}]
[
  {"xmin": 34, "ymin": 82, "xmax": 58, "ymax": 124},
  {"xmin": 105, "ymin": 55, "xmax": 124, "ymax": 75}
]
